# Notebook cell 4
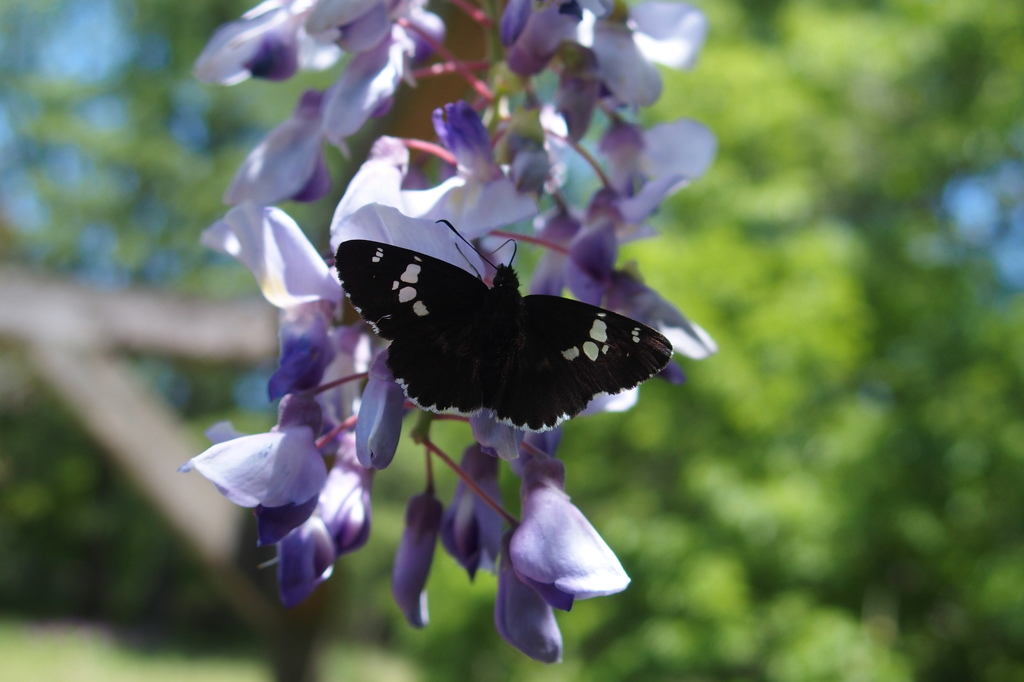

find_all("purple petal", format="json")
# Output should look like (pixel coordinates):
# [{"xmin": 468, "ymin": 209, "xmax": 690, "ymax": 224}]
[
  {"xmin": 306, "ymin": 0, "xmax": 383, "ymax": 34},
  {"xmin": 355, "ymin": 350, "xmax": 407, "ymax": 469},
  {"xmin": 440, "ymin": 445, "xmax": 503, "ymax": 577},
  {"xmin": 616, "ymin": 174, "xmax": 688, "ymax": 226},
  {"xmin": 329, "ymin": 137, "xmax": 409, "ymax": 249},
  {"xmin": 322, "ymin": 29, "xmax": 410, "ymax": 147},
  {"xmin": 405, "ymin": 8, "xmax": 446, "ymax": 63},
  {"xmin": 315, "ymin": 324, "xmax": 373, "ymax": 426},
  {"xmin": 599, "ymin": 119, "xmax": 646, "ymax": 194},
  {"xmin": 269, "ymin": 302, "xmax": 336, "ymax": 400},
  {"xmin": 336, "ymin": 3, "xmax": 392, "ymax": 53},
  {"xmin": 495, "ymin": 532, "xmax": 563, "ymax": 663},
  {"xmin": 224, "ymin": 90, "xmax": 328, "ymax": 205},
  {"xmin": 277, "ymin": 516, "xmax": 335, "ymax": 608},
  {"xmin": 514, "ymin": 570, "xmax": 575, "ymax": 611},
  {"xmin": 577, "ymin": 388, "xmax": 638, "ymax": 417},
  {"xmin": 334, "ymin": 204, "xmax": 486, "ymax": 274},
  {"xmin": 319, "ymin": 433, "xmax": 374, "ymax": 555},
  {"xmin": 201, "ymin": 204, "xmax": 341, "ymax": 308},
  {"xmin": 556, "ymin": 44, "xmax": 600, "ymax": 142},
  {"xmin": 510, "ymin": 458, "xmax": 630, "ymax": 599},
  {"xmin": 499, "ymin": 0, "xmax": 532, "ymax": 46},
  {"xmin": 276, "ymin": 392, "xmax": 325, "ymax": 433},
  {"xmin": 566, "ymin": 220, "xmax": 618, "ymax": 305},
  {"xmin": 589, "ymin": 20, "xmax": 662, "ymax": 107},
  {"xmin": 392, "ymin": 492, "xmax": 444, "ymax": 627},
  {"xmin": 401, "ymin": 176, "xmax": 538, "ymax": 238},
  {"xmin": 204, "ymin": 421, "xmax": 245, "ymax": 445},
  {"xmin": 433, "ymin": 102, "xmax": 494, "ymax": 179},
  {"xmin": 606, "ymin": 269, "xmax": 717, "ymax": 359},
  {"xmin": 641, "ymin": 119, "xmax": 716, "ymax": 182},
  {"xmin": 256, "ymin": 494, "xmax": 319, "ymax": 546},
  {"xmin": 181, "ymin": 426, "xmax": 326, "ymax": 509},
  {"xmin": 528, "ymin": 210, "xmax": 581, "ymax": 296},
  {"xmin": 631, "ymin": 1, "xmax": 707, "ymax": 69},
  {"xmin": 194, "ymin": 4, "xmax": 301, "ymax": 85},
  {"xmin": 290, "ymin": 153, "xmax": 332, "ymax": 202},
  {"xmin": 470, "ymin": 411, "xmax": 523, "ymax": 461},
  {"xmin": 506, "ymin": 2, "xmax": 581, "ymax": 76}
]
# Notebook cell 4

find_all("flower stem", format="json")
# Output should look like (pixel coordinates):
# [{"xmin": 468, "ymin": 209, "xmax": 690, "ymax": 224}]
[
  {"xmin": 489, "ymin": 229, "xmax": 570, "ymax": 255},
  {"xmin": 306, "ymin": 371, "xmax": 368, "ymax": 396},
  {"xmin": 424, "ymin": 438, "xmax": 519, "ymax": 527},
  {"xmin": 398, "ymin": 17, "xmax": 495, "ymax": 102}
]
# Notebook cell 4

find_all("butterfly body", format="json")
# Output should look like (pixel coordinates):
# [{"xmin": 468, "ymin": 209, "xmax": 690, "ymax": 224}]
[{"xmin": 336, "ymin": 239, "xmax": 672, "ymax": 431}]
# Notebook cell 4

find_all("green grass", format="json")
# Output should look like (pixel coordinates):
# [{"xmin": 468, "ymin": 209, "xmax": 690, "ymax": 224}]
[
  {"xmin": 0, "ymin": 621, "xmax": 264, "ymax": 682},
  {"xmin": 0, "ymin": 620, "xmax": 421, "ymax": 682}
]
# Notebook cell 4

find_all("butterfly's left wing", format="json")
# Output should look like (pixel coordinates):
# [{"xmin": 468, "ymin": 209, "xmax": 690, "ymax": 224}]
[
  {"xmin": 335, "ymin": 239, "xmax": 491, "ymax": 414},
  {"xmin": 488, "ymin": 295, "xmax": 674, "ymax": 431}
]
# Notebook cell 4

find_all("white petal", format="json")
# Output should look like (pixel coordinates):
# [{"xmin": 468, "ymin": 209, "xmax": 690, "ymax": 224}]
[
  {"xmin": 202, "ymin": 203, "xmax": 340, "ymax": 308},
  {"xmin": 186, "ymin": 427, "xmax": 326, "ymax": 508},
  {"xmin": 631, "ymin": 1, "xmax": 707, "ymax": 70}
]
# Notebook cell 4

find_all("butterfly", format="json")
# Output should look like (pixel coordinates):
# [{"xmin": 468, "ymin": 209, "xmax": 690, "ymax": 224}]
[{"xmin": 335, "ymin": 234, "xmax": 673, "ymax": 432}]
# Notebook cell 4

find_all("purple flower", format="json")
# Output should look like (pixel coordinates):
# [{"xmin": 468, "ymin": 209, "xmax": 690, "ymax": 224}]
[
  {"xmin": 394, "ymin": 103, "xmax": 537, "ymax": 237},
  {"xmin": 333, "ymin": 204, "xmax": 487, "ymax": 275},
  {"xmin": 315, "ymin": 323, "xmax": 373, "ymax": 427},
  {"xmin": 355, "ymin": 349, "xmax": 407, "ymax": 469},
  {"xmin": 277, "ymin": 515, "xmax": 335, "ymax": 607},
  {"xmin": 607, "ymin": 268, "xmax": 717, "ymax": 361},
  {"xmin": 322, "ymin": 26, "xmax": 414, "ymax": 150},
  {"xmin": 600, "ymin": 118, "xmax": 716, "ymax": 197},
  {"xmin": 504, "ymin": 0, "xmax": 582, "ymax": 77},
  {"xmin": 495, "ymin": 532, "xmax": 563, "ymax": 663},
  {"xmin": 179, "ymin": 394, "xmax": 327, "ymax": 512},
  {"xmin": 441, "ymin": 444, "xmax": 503, "ymax": 578},
  {"xmin": 470, "ymin": 411, "xmax": 523, "ymax": 461},
  {"xmin": 194, "ymin": 0, "xmax": 340, "ymax": 85},
  {"xmin": 273, "ymin": 432, "xmax": 373, "ymax": 606},
  {"xmin": 224, "ymin": 90, "xmax": 331, "ymax": 205},
  {"xmin": 256, "ymin": 495, "xmax": 320, "ymax": 546},
  {"xmin": 565, "ymin": 209, "xmax": 618, "ymax": 305},
  {"xmin": 268, "ymin": 300, "xmax": 336, "ymax": 400},
  {"xmin": 392, "ymin": 491, "xmax": 443, "ymax": 627},
  {"xmin": 576, "ymin": 1, "xmax": 707, "ymax": 107},
  {"xmin": 201, "ymin": 203, "xmax": 341, "ymax": 309},
  {"xmin": 497, "ymin": 109, "xmax": 552, "ymax": 194},
  {"xmin": 306, "ymin": 0, "xmax": 391, "ymax": 52},
  {"xmin": 528, "ymin": 209, "xmax": 582, "ymax": 296},
  {"xmin": 319, "ymin": 432, "xmax": 374, "ymax": 556},
  {"xmin": 555, "ymin": 43, "xmax": 601, "ymax": 142},
  {"xmin": 509, "ymin": 457, "xmax": 630, "ymax": 610}
]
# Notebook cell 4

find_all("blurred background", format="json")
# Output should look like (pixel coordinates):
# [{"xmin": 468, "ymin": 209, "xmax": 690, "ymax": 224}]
[{"xmin": 2, "ymin": 0, "xmax": 1024, "ymax": 680}]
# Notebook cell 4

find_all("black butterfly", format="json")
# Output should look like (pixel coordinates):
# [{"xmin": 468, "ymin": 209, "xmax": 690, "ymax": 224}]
[{"xmin": 335, "ymin": 237, "xmax": 673, "ymax": 431}]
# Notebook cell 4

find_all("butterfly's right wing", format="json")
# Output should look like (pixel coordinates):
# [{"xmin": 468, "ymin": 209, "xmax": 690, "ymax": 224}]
[
  {"xmin": 490, "ymin": 294, "xmax": 674, "ymax": 431},
  {"xmin": 335, "ymin": 239, "xmax": 490, "ymax": 414}
]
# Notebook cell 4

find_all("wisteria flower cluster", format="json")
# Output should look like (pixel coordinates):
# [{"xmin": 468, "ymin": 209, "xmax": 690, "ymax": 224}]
[{"xmin": 181, "ymin": 0, "xmax": 717, "ymax": 662}]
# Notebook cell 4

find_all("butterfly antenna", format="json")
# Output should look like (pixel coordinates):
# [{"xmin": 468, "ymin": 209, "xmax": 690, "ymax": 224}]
[{"xmin": 437, "ymin": 219, "xmax": 500, "ymax": 271}]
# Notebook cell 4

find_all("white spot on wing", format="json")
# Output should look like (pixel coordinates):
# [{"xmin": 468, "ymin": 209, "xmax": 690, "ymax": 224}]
[
  {"xmin": 413, "ymin": 300, "xmax": 429, "ymax": 316},
  {"xmin": 372, "ymin": 247, "xmax": 384, "ymax": 263},
  {"xmin": 399, "ymin": 286, "xmax": 416, "ymax": 303},
  {"xmin": 392, "ymin": 281, "xmax": 399, "ymax": 290},
  {"xmin": 590, "ymin": 319, "xmax": 608, "ymax": 342},
  {"xmin": 400, "ymin": 263, "xmax": 421, "ymax": 284},
  {"xmin": 631, "ymin": 327, "xmax": 641, "ymax": 343},
  {"xmin": 562, "ymin": 346, "xmax": 580, "ymax": 361},
  {"xmin": 583, "ymin": 341, "xmax": 599, "ymax": 361}
]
